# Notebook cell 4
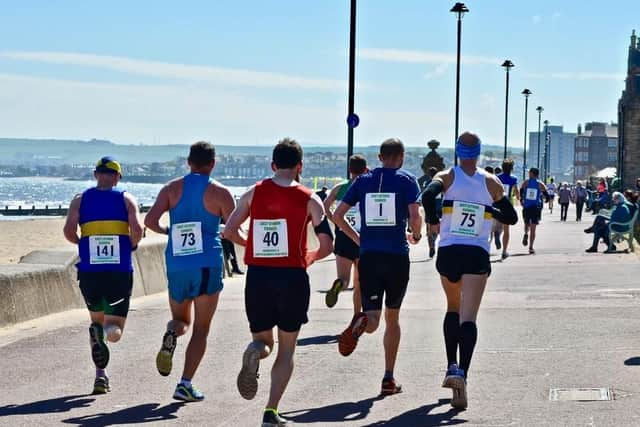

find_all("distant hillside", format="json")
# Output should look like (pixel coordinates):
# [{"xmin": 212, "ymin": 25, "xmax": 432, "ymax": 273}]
[{"xmin": 0, "ymin": 137, "xmax": 519, "ymax": 166}]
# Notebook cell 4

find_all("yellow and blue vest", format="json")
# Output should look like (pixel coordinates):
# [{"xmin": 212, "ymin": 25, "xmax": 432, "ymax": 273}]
[{"xmin": 78, "ymin": 187, "xmax": 133, "ymax": 272}]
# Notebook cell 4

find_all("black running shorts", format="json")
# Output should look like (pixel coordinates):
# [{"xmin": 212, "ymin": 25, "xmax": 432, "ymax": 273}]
[
  {"xmin": 245, "ymin": 266, "xmax": 310, "ymax": 333},
  {"xmin": 358, "ymin": 251, "xmax": 410, "ymax": 311},
  {"xmin": 78, "ymin": 271, "xmax": 133, "ymax": 318},
  {"xmin": 523, "ymin": 206, "xmax": 542, "ymax": 225},
  {"xmin": 334, "ymin": 229, "xmax": 359, "ymax": 261},
  {"xmin": 436, "ymin": 244, "xmax": 491, "ymax": 283}
]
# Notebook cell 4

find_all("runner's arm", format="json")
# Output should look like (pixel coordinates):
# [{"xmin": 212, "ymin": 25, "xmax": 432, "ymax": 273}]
[
  {"xmin": 306, "ymin": 193, "xmax": 334, "ymax": 266},
  {"xmin": 221, "ymin": 186, "xmax": 254, "ymax": 247},
  {"xmin": 422, "ymin": 179, "xmax": 444, "ymax": 225},
  {"xmin": 217, "ymin": 186, "xmax": 237, "ymax": 223},
  {"xmin": 407, "ymin": 203, "xmax": 422, "ymax": 244},
  {"xmin": 63, "ymin": 194, "xmax": 82, "ymax": 244},
  {"xmin": 144, "ymin": 184, "xmax": 171, "ymax": 235},
  {"xmin": 487, "ymin": 176, "xmax": 518, "ymax": 225},
  {"xmin": 124, "ymin": 193, "xmax": 143, "ymax": 247},
  {"xmin": 323, "ymin": 185, "xmax": 340, "ymax": 223}
]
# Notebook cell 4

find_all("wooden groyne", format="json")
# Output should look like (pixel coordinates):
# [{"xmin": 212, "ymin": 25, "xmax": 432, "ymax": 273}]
[{"xmin": 2, "ymin": 205, "xmax": 152, "ymax": 216}]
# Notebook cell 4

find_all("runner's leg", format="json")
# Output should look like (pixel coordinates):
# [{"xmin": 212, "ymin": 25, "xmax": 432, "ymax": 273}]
[
  {"xmin": 441, "ymin": 277, "xmax": 461, "ymax": 367},
  {"xmin": 266, "ymin": 329, "xmax": 299, "ymax": 410},
  {"xmin": 458, "ymin": 274, "xmax": 488, "ymax": 376},
  {"xmin": 352, "ymin": 259, "xmax": 362, "ymax": 314},
  {"xmin": 181, "ymin": 292, "xmax": 219, "ymax": 381}
]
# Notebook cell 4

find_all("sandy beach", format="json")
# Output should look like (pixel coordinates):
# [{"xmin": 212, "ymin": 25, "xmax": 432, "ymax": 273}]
[{"xmin": 0, "ymin": 214, "xmax": 170, "ymax": 265}]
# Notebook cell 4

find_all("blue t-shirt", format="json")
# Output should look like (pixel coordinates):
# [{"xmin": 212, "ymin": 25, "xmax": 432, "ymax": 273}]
[
  {"xmin": 497, "ymin": 173, "xmax": 518, "ymax": 199},
  {"xmin": 342, "ymin": 167, "xmax": 421, "ymax": 255}
]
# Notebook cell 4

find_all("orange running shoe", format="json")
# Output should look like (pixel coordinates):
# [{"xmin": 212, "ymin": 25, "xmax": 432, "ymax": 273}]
[{"xmin": 338, "ymin": 312, "xmax": 368, "ymax": 356}]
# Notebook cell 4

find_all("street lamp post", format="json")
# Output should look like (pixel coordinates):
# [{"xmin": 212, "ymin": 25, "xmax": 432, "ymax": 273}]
[
  {"xmin": 346, "ymin": 0, "xmax": 357, "ymax": 177},
  {"xmin": 501, "ymin": 60, "xmax": 514, "ymax": 159},
  {"xmin": 536, "ymin": 106, "xmax": 544, "ymax": 169},
  {"xmin": 521, "ymin": 89, "xmax": 532, "ymax": 181},
  {"xmin": 450, "ymin": 2, "xmax": 468, "ymax": 166},
  {"xmin": 543, "ymin": 119, "xmax": 550, "ymax": 182}
]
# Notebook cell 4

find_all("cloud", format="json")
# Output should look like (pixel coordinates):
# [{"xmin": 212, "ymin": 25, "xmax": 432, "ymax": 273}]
[
  {"xmin": 525, "ymin": 72, "xmax": 624, "ymax": 81},
  {"xmin": 551, "ymin": 12, "xmax": 562, "ymax": 21},
  {"xmin": 424, "ymin": 63, "xmax": 449, "ymax": 79},
  {"xmin": 532, "ymin": 15, "xmax": 541, "ymax": 24},
  {"xmin": 0, "ymin": 51, "xmax": 346, "ymax": 91},
  {"xmin": 480, "ymin": 93, "xmax": 496, "ymax": 108},
  {"xmin": 359, "ymin": 48, "xmax": 498, "ymax": 66}
]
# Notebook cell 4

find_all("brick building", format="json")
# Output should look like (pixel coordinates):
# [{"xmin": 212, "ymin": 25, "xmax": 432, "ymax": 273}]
[
  {"xmin": 573, "ymin": 122, "xmax": 618, "ymax": 181},
  {"xmin": 619, "ymin": 29, "xmax": 640, "ymax": 187}
]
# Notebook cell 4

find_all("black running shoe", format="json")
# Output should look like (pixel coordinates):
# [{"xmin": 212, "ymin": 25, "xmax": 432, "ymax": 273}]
[
  {"xmin": 156, "ymin": 330, "xmax": 178, "ymax": 376},
  {"xmin": 262, "ymin": 409, "xmax": 288, "ymax": 426},
  {"xmin": 89, "ymin": 322, "xmax": 109, "ymax": 369},
  {"xmin": 92, "ymin": 376, "xmax": 111, "ymax": 395}
]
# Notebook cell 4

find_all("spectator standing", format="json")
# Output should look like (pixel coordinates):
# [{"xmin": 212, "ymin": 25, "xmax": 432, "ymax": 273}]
[
  {"xmin": 573, "ymin": 181, "xmax": 587, "ymax": 221},
  {"xmin": 558, "ymin": 183, "xmax": 571, "ymax": 221}
]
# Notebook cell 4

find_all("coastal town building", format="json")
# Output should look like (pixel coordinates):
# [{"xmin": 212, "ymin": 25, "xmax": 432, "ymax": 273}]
[
  {"xmin": 529, "ymin": 125, "xmax": 576, "ymax": 181},
  {"xmin": 573, "ymin": 122, "xmax": 618, "ymax": 181},
  {"xmin": 619, "ymin": 29, "xmax": 640, "ymax": 188}
]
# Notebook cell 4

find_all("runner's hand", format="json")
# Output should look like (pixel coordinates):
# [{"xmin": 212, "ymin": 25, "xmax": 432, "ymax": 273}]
[{"xmin": 305, "ymin": 250, "xmax": 319, "ymax": 266}]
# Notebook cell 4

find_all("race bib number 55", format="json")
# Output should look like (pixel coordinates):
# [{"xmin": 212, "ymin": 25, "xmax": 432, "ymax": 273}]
[
  {"xmin": 253, "ymin": 219, "xmax": 288, "ymax": 258},
  {"xmin": 171, "ymin": 222, "xmax": 203, "ymax": 256}
]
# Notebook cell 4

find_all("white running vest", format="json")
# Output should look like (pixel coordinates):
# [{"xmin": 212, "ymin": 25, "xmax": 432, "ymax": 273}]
[{"xmin": 438, "ymin": 167, "xmax": 494, "ymax": 253}]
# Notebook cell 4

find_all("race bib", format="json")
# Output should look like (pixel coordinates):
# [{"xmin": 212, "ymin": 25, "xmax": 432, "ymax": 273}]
[
  {"xmin": 171, "ymin": 221, "xmax": 203, "ymax": 256},
  {"xmin": 365, "ymin": 193, "xmax": 396, "ymax": 226},
  {"xmin": 89, "ymin": 235, "xmax": 120, "ymax": 264},
  {"xmin": 503, "ymin": 184, "xmax": 510, "ymax": 196},
  {"xmin": 450, "ymin": 201, "xmax": 483, "ymax": 237},
  {"xmin": 253, "ymin": 219, "xmax": 288, "ymax": 258},
  {"xmin": 526, "ymin": 188, "xmax": 538, "ymax": 201},
  {"xmin": 345, "ymin": 203, "xmax": 361, "ymax": 231}
]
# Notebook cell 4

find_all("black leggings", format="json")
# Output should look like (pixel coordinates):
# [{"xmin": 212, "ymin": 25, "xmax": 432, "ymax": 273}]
[{"xmin": 560, "ymin": 203, "xmax": 569, "ymax": 221}]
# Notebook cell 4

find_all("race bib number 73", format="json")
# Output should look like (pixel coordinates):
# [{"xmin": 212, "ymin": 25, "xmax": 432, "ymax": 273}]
[
  {"xmin": 253, "ymin": 219, "xmax": 288, "ymax": 258},
  {"xmin": 171, "ymin": 221, "xmax": 204, "ymax": 256}
]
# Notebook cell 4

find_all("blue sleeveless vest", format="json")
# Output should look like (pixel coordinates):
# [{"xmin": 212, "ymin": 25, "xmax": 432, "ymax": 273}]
[
  {"xmin": 523, "ymin": 179, "xmax": 542, "ymax": 209},
  {"xmin": 78, "ymin": 187, "xmax": 133, "ymax": 272},
  {"xmin": 165, "ymin": 173, "xmax": 222, "ymax": 272}
]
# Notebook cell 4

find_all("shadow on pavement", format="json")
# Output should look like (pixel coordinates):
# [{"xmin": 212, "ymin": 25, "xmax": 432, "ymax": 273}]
[
  {"xmin": 0, "ymin": 395, "xmax": 95, "ymax": 416},
  {"xmin": 62, "ymin": 402, "xmax": 185, "ymax": 426},
  {"xmin": 297, "ymin": 335, "xmax": 338, "ymax": 346},
  {"xmin": 283, "ymin": 395, "xmax": 383, "ymax": 423},
  {"xmin": 624, "ymin": 357, "xmax": 640, "ymax": 366},
  {"xmin": 360, "ymin": 399, "xmax": 466, "ymax": 427}
]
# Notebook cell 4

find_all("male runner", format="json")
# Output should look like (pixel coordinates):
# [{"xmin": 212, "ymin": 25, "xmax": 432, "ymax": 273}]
[
  {"xmin": 496, "ymin": 159, "xmax": 519, "ymax": 259},
  {"xmin": 222, "ymin": 138, "xmax": 333, "ymax": 427},
  {"xmin": 423, "ymin": 133, "xmax": 517, "ymax": 409},
  {"xmin": 63, "ymin": 156, "xmax": 143, "ymax": 394},
  {"xmin": 520, "ymin": 167, "xmax": 548, "ymax": 254},
  {"xmin": 145, "ymin": 141, "xmax": 235, "ymax": 401},
  {"xmin": 333, "ymin": 138, "xmax": 422, "ymax": 396},
  {"xmin": 323, "ymin": 154, "xmax": 367, "ymax": 313},
  {"xmin": 546, "ymin": 178, "xmax": 557, "ymax": 213}
]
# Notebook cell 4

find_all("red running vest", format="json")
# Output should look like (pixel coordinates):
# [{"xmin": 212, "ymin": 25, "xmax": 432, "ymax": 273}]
[{"xmin": 245, "ymin": 179, "xmax": 312, "ymax": 268}]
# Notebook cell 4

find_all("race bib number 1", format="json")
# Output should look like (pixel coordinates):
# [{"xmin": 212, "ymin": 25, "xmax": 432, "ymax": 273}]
[
  {"xmin": 365, "ymin": 193, "xmax": 396, "ymax": 226},
  {"xmin": 89, "ymin": 235, "xmax": 120, "ymax": 264},
  {"xmin": 450, "ymin": 201, "xmax": 483, "ymax": 237},
  {"xmin": 253, "ymin": 219, "xmax": 288, "ymax": 258},
  {"xmin": 171, "ymin": 221, "xmax": 203, "ymax": 256},
  {"xmin": 526, "ymin": 188, "xmax": 538, "ymax": 201}
]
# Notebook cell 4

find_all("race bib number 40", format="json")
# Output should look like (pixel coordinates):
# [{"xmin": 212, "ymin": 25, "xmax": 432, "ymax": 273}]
[
  {"xmin": 253, "ymin": 219, "xmax": 288, "ymax": 258},
  {"xmin": 171, "ymin": 221, "xmax": 203, "ymax": 256},
  {"xmin": 345, "ymin": 203, "xmax": 361, "ymax": 231},
  {"xmin": 365, "ymin": 193, "xmax": 396, "ymax": 226},
  {"xmin": 526, "ymin": 188, "xmax": 538, "ymax": 201},
  {"xmin": 89, "ymin": 235, "xmax": 120, "ymax": 264},
  {"xmin": 450, "ymin": 201, "xmax": 483, "ymax": 237}
]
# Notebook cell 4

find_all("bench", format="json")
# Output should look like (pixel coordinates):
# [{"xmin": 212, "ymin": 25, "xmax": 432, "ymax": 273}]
[{"xmin": 608, "ymin": 209, "xmax": 639, "ymax": 252}]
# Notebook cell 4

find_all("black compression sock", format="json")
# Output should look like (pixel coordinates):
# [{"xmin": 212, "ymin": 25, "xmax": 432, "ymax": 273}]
[
  {"xmin": 459, "ymin": 321, "xmax": 478, "ymax": 377},
  {"xmin": 443, "ymin": 312, "xmax": 460, "ymax": 366}
]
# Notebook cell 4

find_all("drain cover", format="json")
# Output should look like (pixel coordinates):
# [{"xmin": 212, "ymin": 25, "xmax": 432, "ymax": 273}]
[{"xmin": 549, "ymin": 388, "xmax": 612, "ymax": 401}]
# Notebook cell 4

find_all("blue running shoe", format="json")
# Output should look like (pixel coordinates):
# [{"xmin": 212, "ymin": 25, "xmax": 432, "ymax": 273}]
[
  {"xmin": 173, "ymin": 383, "xmax": 204, "ymax": 402},
  {"xmin": 442, "ymin": 364, "xmax": 465, "ymax": 389}
]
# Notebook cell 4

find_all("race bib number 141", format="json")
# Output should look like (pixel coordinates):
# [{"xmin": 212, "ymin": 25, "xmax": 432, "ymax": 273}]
[{"xmin": 89, "ymin": 235, "xmax": 120, "ymax": 264}]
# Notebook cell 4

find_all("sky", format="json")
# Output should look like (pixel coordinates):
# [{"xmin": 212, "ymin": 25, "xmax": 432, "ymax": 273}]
[{"xmin": 0, "ymin": 0, "xmax": 637, "ymax": 150}]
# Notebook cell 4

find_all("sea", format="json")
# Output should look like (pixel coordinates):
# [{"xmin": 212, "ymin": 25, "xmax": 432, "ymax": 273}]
[{"xmin": 0, "ymin": 177, "xmax": 247, "ymax": 220}]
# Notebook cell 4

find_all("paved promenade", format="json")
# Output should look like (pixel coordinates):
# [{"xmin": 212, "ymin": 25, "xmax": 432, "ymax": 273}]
[{"xmin": 2, "ymin": 208, "xmax": 640, "ymax": 426}]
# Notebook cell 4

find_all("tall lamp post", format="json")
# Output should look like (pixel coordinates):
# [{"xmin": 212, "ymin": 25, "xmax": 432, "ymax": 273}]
[
  {"xmin": 536, "ymin": 106, "xmax": 544, "ymax": 169},
  {"xmin": 451, "ymin": 2, "xmax": 469, "ymax": 166},
  {"xmin": 501, "ymin": 60, "xmax": 514, "ymax": 159},
  {"xmin": 521, "ymin": 89, "xmax": 532, "ymax": 180},
  {"xmin": 345, "ymin": 0, "xmax": 357, "ymax": 177},
  {"xmin": 543, "ymin": 119, "xmax": 550, "ymax": 182}
]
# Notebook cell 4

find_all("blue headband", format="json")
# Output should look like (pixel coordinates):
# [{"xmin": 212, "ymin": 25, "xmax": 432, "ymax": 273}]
[{"xmin": 455, "ymin": 137, "xmax": 481, "ymax": 159}]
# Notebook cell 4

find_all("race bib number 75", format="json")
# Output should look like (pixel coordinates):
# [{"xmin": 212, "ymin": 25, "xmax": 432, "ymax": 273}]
[
  {"xmin": 450, "ymin": 201, "xmax": 483, "ymax": 237},
  {"xmin": 253, "ymin": 219, "xmax": 289, "ymax": 258}
]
